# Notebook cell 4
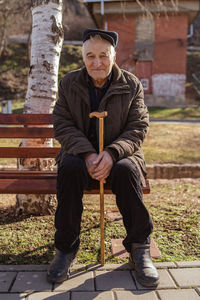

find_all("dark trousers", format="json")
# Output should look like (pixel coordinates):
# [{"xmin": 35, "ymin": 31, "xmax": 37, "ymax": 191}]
[{"xmin": 55, "ymin": 155, "xmax": 153, "ymax": 253}]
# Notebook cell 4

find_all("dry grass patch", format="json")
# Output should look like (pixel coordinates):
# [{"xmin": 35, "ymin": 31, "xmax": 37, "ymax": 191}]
[{"xmin": 143, "ymin": 123, "xmax": 200, "ymax": 163}]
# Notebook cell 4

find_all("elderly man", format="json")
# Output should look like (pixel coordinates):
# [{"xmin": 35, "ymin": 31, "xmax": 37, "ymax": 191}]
[{"xmin": 47, "ymin": 28, "xmax": 159, "ymax": 287}]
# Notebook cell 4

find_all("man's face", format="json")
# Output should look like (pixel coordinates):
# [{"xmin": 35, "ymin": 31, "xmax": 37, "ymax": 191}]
[{"xmin": 82, "ymin": 38, "xmax": 116, "ymax": 86}]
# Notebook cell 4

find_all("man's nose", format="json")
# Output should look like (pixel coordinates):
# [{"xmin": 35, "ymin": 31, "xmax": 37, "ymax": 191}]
[{"xmin": 93, "ymin": 58, "xmax": 102, "ymax": 67}]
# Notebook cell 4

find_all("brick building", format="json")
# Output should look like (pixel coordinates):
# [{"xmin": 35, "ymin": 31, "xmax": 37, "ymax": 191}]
[{"xmin": 84, "ymin": 0, "xmax": 199, "ymax": 106}]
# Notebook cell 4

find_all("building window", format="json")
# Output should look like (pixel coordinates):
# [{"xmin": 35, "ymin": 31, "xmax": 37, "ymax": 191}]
[
  {"xmin": 135, "ymin": 16, "xmax": 154, "ymax": 61},
  {"xmin": 140, "ymin": 78, "xmax": 149, "ymax": 91}
]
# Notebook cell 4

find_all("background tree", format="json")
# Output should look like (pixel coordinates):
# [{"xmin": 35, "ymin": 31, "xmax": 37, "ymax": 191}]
[
  {"xmin": 16, "ymin": 0, "xmax": 64, "ymax": 215},
  {"xmin": 136, "ymin": 0, "xmax": 179, "ymax": 17},
  {"xmin": 0, "ymin": 0, "xmax": 31, "ymax": 57}
]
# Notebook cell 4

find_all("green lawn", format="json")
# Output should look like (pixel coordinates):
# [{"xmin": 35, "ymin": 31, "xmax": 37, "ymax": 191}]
[{"xmin": 148, "ymin": 106, "xmax": 200, "ymax": 120}]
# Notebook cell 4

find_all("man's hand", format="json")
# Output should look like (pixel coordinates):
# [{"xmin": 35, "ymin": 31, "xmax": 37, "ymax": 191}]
[
  {"xmin": 85, "ymin": 153, "xmax": 99, "ymax": 177},
  {"xmin": 90, "ymin": 151, "xmax": 113, "ymax": 183}
]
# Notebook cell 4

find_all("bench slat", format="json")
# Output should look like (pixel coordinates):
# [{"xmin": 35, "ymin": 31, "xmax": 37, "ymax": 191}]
[
  {"xmin": 0, "ymin": 114, "xmax": 53, "ymax": 125},
  {"xmin": 0, "ymin": 147, "xmax": 60, "ymax": 158},
  {"xmin": 0, "ymin": 179, "xmax": 113, "ymax": 194},
  {"xmin": 0, "ymin": 170, "xmax": 57, "ymax": 179},
  {"xmin": 0, "ymin": 178, "xmax": 57, "ymax": 194},
  {"xmin": 0, "ymin": 171, "xmax": 150, "ymax": 194},
  {"xmin": 0, "ymin": 127, "xmax": 54, "ymax": 138},
  {"xmin": 0, "ymin": 179, "xmax": 150, "ymax": 194}
]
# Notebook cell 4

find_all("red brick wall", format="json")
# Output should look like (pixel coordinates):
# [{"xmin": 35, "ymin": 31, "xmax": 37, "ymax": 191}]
[
  {"xmin": 104, "ymin": 13, "xmax": 188, "ymax": 76},
  {"xmin": 103, "ymin": 13, "xmax": 187, "ymax": 98},
  {"xmin": 105, "ymin": 15, "xmax": 136, "ymax": 73},
  {"xmin": 153, "ymin": 14, "xmax": 188, "ymax": 75}
]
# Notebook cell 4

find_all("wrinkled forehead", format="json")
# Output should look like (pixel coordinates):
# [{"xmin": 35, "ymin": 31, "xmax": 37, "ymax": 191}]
[{"xmin": 82, "ymin": 38, "xmax": 113, "ymax": 56}]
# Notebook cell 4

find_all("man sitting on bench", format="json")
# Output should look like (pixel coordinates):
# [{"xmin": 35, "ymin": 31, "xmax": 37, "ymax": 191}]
[{"xmin": 47, "ymin": 28, "xmax": 159, "ymax": 287}]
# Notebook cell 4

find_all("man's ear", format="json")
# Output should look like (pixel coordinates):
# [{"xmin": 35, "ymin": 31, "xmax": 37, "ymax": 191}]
[{"xmin": 113, "ymin": 52, "xmax": 116, "ymax": 63}]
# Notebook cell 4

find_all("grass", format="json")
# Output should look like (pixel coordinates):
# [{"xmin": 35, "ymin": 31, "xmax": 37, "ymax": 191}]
[
  {"xmin": 146, "ymin": 181, "xmax": 200, "ymax": 262},
  {"xmin": 148, "ymin": 106, "xmax": 200, "ymax": 120},
  {"xmin": 10, "ymin": 99, "xmax": 25, "ymax": 114},
  {"xmin": 0, "ymin": 44, "xmax": 28, "ymax": 72},
  {"xmin": 0, "ymin": 181, "xmax": 199, "ymax": 264},
  {"xmin": 0, "ymin": 100, "xmax": 24, "ymax": 114},
  {"xmin": 0, "ymin": 138, "xmax": 20, "ymax": 166},
  {"xmin": 58, "ymin": 44, "xmax": 84, "ymax": 82},
  {"xmin": 142, "ymin": 123, "xmax": 200, "ymax": 164},
  {"xmin": 0, "ymin": 43, "xmax": 83, "ymax": 110},
  {"xmin": 0, "ymin": 44, "xmax": 83, "ymax": 81}
]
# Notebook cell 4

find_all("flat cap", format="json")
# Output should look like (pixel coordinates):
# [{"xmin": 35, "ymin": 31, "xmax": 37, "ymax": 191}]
[{"xmin": 82, "ymin": 28, "xmax": 118, "ymax": 47}]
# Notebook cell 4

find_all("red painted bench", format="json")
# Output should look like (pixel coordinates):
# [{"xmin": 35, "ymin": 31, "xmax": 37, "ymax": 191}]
[{"xmin": 0, "ymin": 114, "xmax": 150, "ymax": 194}]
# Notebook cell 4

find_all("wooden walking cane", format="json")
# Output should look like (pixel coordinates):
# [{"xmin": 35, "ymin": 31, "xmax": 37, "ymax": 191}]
[{"xmin": 89, "ymin": 111, "xmax": 108, "ymax": 265}]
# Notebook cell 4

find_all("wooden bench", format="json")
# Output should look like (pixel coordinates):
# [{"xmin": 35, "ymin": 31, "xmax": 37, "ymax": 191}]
[{"xmin": 0, "ymin": 113, "xmax": 150, "ymax": 195}]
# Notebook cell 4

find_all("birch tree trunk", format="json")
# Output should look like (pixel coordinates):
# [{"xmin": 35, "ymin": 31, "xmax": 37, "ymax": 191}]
[
  {"xmin": 0, "ymin": 13, "xmax": 8, "ymax": 57},
  {"xmin": 16, "ymin": 0, "xmax": 64, "ymax": 215}
]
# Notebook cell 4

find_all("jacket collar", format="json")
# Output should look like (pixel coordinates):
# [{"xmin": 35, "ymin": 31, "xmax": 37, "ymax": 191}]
[{"xmin": 109, "ymin": 64, "xmax": 130, "ymax": 91}]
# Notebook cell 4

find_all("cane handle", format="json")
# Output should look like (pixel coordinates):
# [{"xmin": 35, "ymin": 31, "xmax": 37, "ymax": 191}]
[{"xmin": 89, "ymin": 111, "xmax": 108, "ymax": 119}]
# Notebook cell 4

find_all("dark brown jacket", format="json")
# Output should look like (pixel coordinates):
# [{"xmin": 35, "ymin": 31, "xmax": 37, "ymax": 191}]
[{"xmin": 53, "ymin": 64, "xmax": 149, "ymax": 186}]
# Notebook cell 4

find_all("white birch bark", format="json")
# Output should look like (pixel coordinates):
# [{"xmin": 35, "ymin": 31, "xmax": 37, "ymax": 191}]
[{"xmin": 16, "ymin": 0, "xmax": 64, "ymax": 215}]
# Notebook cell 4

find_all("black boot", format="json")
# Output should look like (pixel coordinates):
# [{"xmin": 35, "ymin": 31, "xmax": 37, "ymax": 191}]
[
  {"xmin": 129, "ymin": 242, "xmax": 159, "ymax": 287},
  {"xmin": 47, "ymin": 249, "xmax": 77, "ymax": 283}
]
